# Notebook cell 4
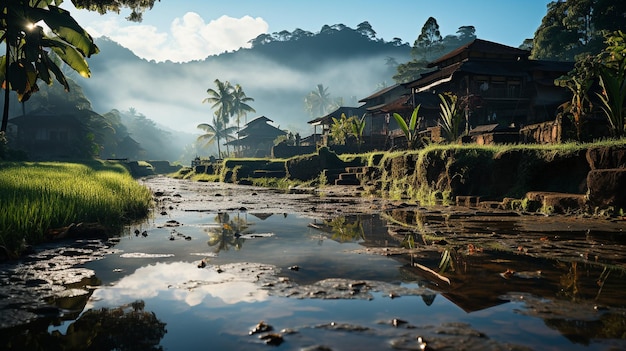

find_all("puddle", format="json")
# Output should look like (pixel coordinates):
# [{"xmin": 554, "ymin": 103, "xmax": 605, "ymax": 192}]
[{"xmin": 1, "ymin": 177, "xmax": 626, "ymax": 350}]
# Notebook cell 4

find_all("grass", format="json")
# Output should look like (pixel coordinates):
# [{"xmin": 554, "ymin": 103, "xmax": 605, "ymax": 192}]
[{"xmin": 0, "ymin": 161, "xmax": 153, "ymax": 256}]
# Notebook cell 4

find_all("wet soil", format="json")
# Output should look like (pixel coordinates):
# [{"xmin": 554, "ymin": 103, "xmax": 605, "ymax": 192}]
[{"xmin": 1, "ymin": 175, "xmax": 625, "ymax": 350}]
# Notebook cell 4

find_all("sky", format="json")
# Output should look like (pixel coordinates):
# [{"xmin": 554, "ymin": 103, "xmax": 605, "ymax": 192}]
[{"xmin": 64, "ymin": 0, "xmax": 554, "ymax": 63}]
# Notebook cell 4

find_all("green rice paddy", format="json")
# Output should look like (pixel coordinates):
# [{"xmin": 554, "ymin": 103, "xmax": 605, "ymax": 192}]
[{"xmin": 0, "ymin": 161, "xmax": 153, "ymax": 256}]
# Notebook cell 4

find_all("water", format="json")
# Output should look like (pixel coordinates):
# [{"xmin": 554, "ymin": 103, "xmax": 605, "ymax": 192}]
[{"xmin": 2, "ymin": 179, "xmax": 626, "ymax": 350}]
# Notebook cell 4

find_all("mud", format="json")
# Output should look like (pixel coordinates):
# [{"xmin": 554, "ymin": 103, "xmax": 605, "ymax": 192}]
[{"xmin": 1, "ymin": 175, "xmax": 625, "ymax": 350}]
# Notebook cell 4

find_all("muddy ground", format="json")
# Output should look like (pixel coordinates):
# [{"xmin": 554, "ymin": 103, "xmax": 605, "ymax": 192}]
[{"xmin": 1, "ymin": 175, "xmax": 625, "ymax": 334}]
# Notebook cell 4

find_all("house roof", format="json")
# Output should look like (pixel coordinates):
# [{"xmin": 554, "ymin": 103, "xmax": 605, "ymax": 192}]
[
  {"xmin": 307, "ymin": 106, "xmax": 366, "ymax": 125},
  {"xmin": 428, "ymin": 39, "xmax": 530, "ymax": 68},
  {"xmin": 468, "ymin": 123, "xmax": 518, "ymax": 135},
  {"xmin": 378, "ymin": 95, "xmax": 412, "ymax": 113},
  {"xmin": 408, "ymin": 59, "xmax": 533, "ymax": 93},
  {"xmin": 8, "ymin": 108, "xmax": 97, "ymax": 128},
  {"xmin": 358, "ymin": 84, "xmax": 403, "ymax": 102},
  {"xmin": 245, "ymin": 116, "xmax": 273, "ymax": 125},
  {"xmin": 235, "ymin": 116, "xmax": 286, "ymax": 142}
]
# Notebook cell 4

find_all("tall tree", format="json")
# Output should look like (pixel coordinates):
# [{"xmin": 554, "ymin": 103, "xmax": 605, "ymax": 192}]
[
  {"xmin": 532, "ymin": 0, "xmax": 626, "ymax": 60},
  {"xmin": 203, "ymin": 79, "xmax": 233, "ymax": 126},
  {"xmin": 197, "ymin": 115, "xmax": 237, "ymax": 158},
  {"xmin": 304, "ymin": 84, "xmax": 333, "ymax": 117},
  {"xmin": 356, "ymin": 21, "xmax": 376, "ymax": 39},
  {"xmin": 230, "ymin": 84, "xmax": 255, "ymax": 127},
  {"xmin": 413, "ymin": 17, "xmax": 443, "ymax": 61},
  {"xmin": 456, "ymin": 26, "xmax": 476, "ymax": 45}
]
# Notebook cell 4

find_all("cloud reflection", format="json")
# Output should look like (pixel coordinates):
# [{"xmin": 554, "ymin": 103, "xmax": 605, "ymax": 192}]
[{"xmin": 89, "ymin": 261, "xmax": 271, "ymax": 310}]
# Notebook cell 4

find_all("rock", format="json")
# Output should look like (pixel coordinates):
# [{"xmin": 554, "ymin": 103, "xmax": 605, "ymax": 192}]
[
  {"xmin": 525, "ymin": 192, "xmax": 587, "ymax": 214},
  {"xmin": 586, "ymin": 145, "xmax": 626, "ymax": 170},
  {"xmin": 587, "ymin": 169, "xmax": 626, "ymax": 210}
]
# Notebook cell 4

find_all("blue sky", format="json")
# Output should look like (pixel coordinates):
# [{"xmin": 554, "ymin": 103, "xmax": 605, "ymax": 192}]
[{"xmin": 65, "ymin": 0, "xmax": 552, "ymax": 62}]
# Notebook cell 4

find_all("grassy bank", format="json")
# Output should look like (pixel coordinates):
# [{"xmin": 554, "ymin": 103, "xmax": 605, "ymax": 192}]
[
  {"xmin": 183, "ymin": 140, "xmax": 625, "ymax": 214},
  {"xmin": 0, "ymin": 161, "xmax": 153, "ymax": 256}
]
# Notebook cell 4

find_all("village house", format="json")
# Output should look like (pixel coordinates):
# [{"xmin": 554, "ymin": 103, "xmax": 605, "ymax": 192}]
[
  {"xmin": 307, "ymin": 106, "xmax": 366, "ymax": 146},
  {"xmin": 6, "ymin": 108, "xmax": 95, "ymax": 159},
  {"xmin": 227, "ymin": 116, "xmax": 286, "ymax": 157},
  {"xmin": 404, "ymin": 39, "xmax": 574, "ymax": 144},
  {"xmin": 308, "ymin": 39, "xmax": 575, "ymax": 149}
]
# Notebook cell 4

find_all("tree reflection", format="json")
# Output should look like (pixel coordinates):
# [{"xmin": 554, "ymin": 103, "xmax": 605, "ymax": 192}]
[
  {"xmin": 325, "ymin": 216, "xmax": 364, "ymax": 243},
  {"xmin": 205, "ymin": 212, "xmax": 248, "ymax": 253},
  {"xmin": 2, "ymin": 300, "xmax": 166, "ymax": 351}
]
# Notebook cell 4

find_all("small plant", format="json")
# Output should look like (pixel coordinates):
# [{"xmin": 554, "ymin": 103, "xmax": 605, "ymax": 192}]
[
  {"xmin": 350, "ymin": 114, "xmax": 367, "ymax": 150},
  {"xmin": 438, "ymin": 93, "xmax": 464, "ymax": 143},
  {"xmin": 393, "ymin": 105, "xmax": 423, "ymax": 149},
  {"xmin": 318, "ymin": 170, "xmax": 328, "ymax": 186}
]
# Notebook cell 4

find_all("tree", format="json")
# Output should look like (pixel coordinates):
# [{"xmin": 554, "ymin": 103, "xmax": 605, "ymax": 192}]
[
  {"xmin": 393, "ymin": 105, "xmax": 423, "ymax": 149},
  {"xmin": 71, "ymin": 0, "xmax": 159, "ymax": 22},
  {"xmin": 1, "ymin": 1, "xmax": 99, "ymax": 132},
  {"xmin": 456, "ymin": 25, "xmax": 476, "ymax": 45},
  {"xmin": 330, "ymin": 113, "xmax": 352, "ymax": 145},
  {"xmin": 304, "ymin": 84, "xmax": 332, "ymax": 117},
  {"xmin": 531, "ymin": 0, "xmax": 626, "ymax": 60},
  {"xmin": 230, "ymin": 84, "xmax": 255, "ymax": 127},
  {"xmin": 197, "ymin": 115, "xmax": 237, "ymax": 158},
  {"xmin": 519, "ymin": 38, "xmax": 534, "ymax": 51},
  {"xmin": 413, "ymin": 17, "xmax": 443, "ymax": 61},
  {"xmin": 356, "ymin": 21, "xmax": 376, "ymax": 39},
  {"xmin": 393, "ymin": 59, "xmax": 430, "ymax": 83},
  {"xmin": 203, "ymin": 79, "xmax": 233, "ymax": 125},
  {"xmin": 394, "ymin": 17, "xmax": 452, "ymax": 83}
]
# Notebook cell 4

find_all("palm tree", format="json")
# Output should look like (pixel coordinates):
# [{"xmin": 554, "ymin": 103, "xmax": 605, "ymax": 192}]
[
  {"xmin": 230, "ymin": 84, "xmax": 256, "ymax": 127},
  {"xmin": 1, "ymin": 1, "xmax": 99, "ymax": 132},
  {"xmin": 197, "ymin": 115, "xmax": 237, "ymax": 158},
  {"xmin": 304, "ymin": 84, "xmax": 332, "ymax": 117},
  {"xmin": 203, "ymin": 79, "xmax": 233, "ymax": 125}
]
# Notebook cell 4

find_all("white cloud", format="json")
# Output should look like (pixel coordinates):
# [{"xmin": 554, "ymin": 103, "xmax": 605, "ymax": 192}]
[{"xmin": 85, "ymin": 13, "xmax": 268, "ymax": 62}]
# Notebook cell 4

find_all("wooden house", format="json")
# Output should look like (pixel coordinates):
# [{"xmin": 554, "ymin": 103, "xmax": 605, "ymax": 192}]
[
  {"xmin": 307, "ymin": 106, "xmax": 366, "ymax": 146},
  {"xmin": 405, "ymin": 39, "xmax": 574, "ymax": 142},
  {"xmin": 7, "ymin": 108, "xmax": 93, "ymax": 159},
  {"xmin": 227, "ymin": 116, "xmax": 286, "ymax": 157}
]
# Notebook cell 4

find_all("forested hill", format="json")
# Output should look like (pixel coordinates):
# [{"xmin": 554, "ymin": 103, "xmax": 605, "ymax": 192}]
[
  {"xmin": 78, "ymin": 24, "xmax": 411, "ymax": 135},
  {"xmin": 239, "ymin": 25, "xmax": 409, "ymax": 68}
]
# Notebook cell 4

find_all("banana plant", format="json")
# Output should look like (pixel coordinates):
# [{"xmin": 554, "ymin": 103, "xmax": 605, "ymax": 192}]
[
  {"xmin": 350, "ymin": 113, "xmax": 366, "ymax": 150},
  {"xmin": 1, "ymin": 1, "xmax": 99, "ymax": 132},
  {"xmin": 393, "ymin": 104, "xmax": 422, "ymax": 149}
]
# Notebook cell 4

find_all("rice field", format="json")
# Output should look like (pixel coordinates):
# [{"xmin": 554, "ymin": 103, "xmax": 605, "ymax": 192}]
[{"xmin": 0, "ymin": 161, "xmax": 153, "ymax": 255}]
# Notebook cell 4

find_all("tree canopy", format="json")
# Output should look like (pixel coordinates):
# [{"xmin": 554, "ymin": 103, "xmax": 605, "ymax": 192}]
[
  {"xmin": 71, "ymin": 0, "xmax": 160, "ymax": 21},
  {"xmin": 413, "ymin": 17, "xmax": 443, "ymax": 60},
  {"xmin": 394, "ymin": 20, "xmax": 476, "ymax": 83},
  {"xmin": 532, "ymin": 0, "xmax": 626, "ymax": 60}
]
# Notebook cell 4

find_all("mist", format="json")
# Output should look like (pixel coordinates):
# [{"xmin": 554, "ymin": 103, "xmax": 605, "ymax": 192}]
[{"xmin": 79, "ymin": 37, "xmax": 407, "ymax": 137}]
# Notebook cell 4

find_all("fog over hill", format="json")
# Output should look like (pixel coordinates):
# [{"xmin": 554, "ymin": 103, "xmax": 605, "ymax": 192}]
[{"xmin": 79, "ymin": 26, "xmax": 410, "ymax": 136}]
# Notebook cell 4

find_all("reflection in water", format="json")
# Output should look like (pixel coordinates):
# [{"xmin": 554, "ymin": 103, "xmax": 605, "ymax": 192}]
[
  {"xmin": 325, "ymin": 216, "xmax": 364, "ymax": 242},
  {"xmin": 88, "ymin": 261, "xmax": 270, "ymax": 308},
  {"xmin": 4, "ymin": 206, "xmax": 626, "ymax": 350},
  {"xmin": 205, "ymin": 212, "xmax": 247, "ymax": 253},
  {"xmin": 1, "ymin": 300, "xmax": 166, "ymax": 351}
]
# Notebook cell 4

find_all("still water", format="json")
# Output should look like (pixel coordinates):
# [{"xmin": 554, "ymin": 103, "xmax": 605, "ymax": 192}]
[{"xmin": 2, "ymin": 188, "xmax": 626, "ymax": 350}]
